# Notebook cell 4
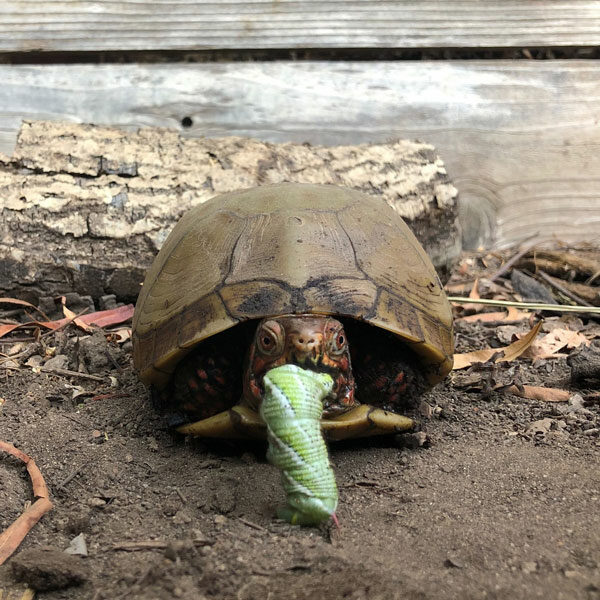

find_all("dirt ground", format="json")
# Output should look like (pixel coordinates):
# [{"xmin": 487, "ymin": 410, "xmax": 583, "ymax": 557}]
[{"xmin": 1, "ymin": 286, "xmax": 600, "ymax": 599}]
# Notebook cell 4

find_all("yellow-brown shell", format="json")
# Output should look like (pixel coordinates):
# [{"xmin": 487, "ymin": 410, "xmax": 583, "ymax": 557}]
[{"xmin": 132, "ymin": 184, "xmax": 454, "ymax": 389}]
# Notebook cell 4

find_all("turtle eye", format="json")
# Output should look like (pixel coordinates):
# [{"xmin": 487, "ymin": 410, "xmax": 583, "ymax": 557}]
[
  {"xmin": 327, "ymin": 327, "xmax": 347, "ymax": 356},
  {"xmin": 256, "ymin": 321, "xmax": 284, "ymax": 357}
]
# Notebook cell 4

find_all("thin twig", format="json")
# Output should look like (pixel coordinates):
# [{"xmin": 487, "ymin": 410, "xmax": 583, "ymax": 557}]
[
  {"xmin": 0, "ymin": 342, "xmax": 42, "ymax": 366},
  {"xmin": 105, "ymin": 348, "xmax": 123, "ymax": 371},
  {"xmin": 112, "ymin": 538, "xmax": 212, "ymax": 552},
  {"xmin": 447, "ymin": 297, "xmax": 600, "ymax": 314},
  {"xmin": 488, "ymin": 238, "xmax": 539, "ymax": 282},
  {"xmin": 586, "ymin": 269, "xmax": 600, "ymax": 286},
  {"xmin": 237, "ymin": 517, "xmax": 267, "ymax": 532},
  {"xmin": 536, "ymin": 271, "xmax": 592, "ymax": 307},
  {"xmin": 38, "ymin": 366, "xmax": 105, "ymax": 382},
  {"xmin": 40, "ymin": 307, "xmax": 90, "ymax": 339},
  {"xmin": 112, "ymin": 540, "xmax": 170, "ymax": 551},
  {"xmin": 56, "ymin": 462, "xmax": 90, "ymax": 491}
]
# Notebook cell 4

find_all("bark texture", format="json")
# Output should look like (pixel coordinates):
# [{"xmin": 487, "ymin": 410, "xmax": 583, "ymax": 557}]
[{"xmin": 1, "ymin": 121, "xmax": 460, "ymax": 303}]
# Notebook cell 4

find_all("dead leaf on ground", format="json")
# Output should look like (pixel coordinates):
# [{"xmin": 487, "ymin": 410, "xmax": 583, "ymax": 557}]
[
  {"xmin": 460, "ymin": 278, "xmax": 481, "ymax": 313},
  {"xmin": 0, "ymin": 305, "xmax": 134, "ymax": 340},
  {"xmin": 444, "ymin": 281, "xmax": 474, "ymax": 295},
  {"xmin": 0, "ymin": 297, "xmax": 50, "ymax": 321},
  {"xmin": 0, "ymin": 323, "xmax": 23, "ymax": 338},
  {"xmin": 62, "ymin": 300, "xmax": 95, "ymax": 333},
  {"xmin": 525, "ymin": 328, "xmax": 589, "ymax": 360},
  {"xmin": 106, "ymin": 327, "xmax": 132, "ymax": 344},
  {"xmin": 498, "ymin": 384, "xmax": 571, "ymax": 403},
  {"xmin": 453, "ymin": 321, "xmax": 543, "ymax": 370},
  {"xmin": 457, "ymin": 305, "xmax": 532, "ymax": 324},
  {"xmin": 582, "ymin": 325, "xmax": 600, "ymax": 340},
  {"xmin": 525, "ymin": 418, "xmax": 555, "ymax": 436}
]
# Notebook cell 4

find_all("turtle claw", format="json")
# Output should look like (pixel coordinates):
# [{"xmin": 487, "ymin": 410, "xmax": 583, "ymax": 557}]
[
  {"xmin": 321, "ymin": 405, "xmax": 414, "ymax": 440},
  {"xmin": 176, "ymin": 405, "xmax": 266, "ymax": 439}
]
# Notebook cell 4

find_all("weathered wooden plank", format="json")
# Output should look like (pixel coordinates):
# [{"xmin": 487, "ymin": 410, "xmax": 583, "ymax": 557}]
[
  {"xmin": 1, "ymin": 1, "xmax": 600, "ymax": 52},
  {"xmin": 0, "ymin": 60, "xmax": 599, "ymax": 249}
]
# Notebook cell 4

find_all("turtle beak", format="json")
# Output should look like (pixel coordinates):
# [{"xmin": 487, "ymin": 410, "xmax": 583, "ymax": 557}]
[{"xmin": 289, "ymin": 332, "xmax": 324, "ymax": 366}]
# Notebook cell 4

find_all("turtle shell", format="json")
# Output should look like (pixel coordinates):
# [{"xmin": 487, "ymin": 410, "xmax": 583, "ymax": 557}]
[{"xmin": 132, "ymin": 183, "xmax": 454, "ymax": 390}]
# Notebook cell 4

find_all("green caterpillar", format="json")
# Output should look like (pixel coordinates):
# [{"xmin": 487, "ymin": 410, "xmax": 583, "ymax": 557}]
[{"xmin": 260, "ymin": 364, "xmax": 338, "ymax": 526}]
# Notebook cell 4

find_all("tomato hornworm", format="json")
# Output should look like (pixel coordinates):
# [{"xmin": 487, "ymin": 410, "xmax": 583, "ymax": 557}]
[{"xmin": 260, "ymin": 364, "xmax": 338, "ymax": 526}]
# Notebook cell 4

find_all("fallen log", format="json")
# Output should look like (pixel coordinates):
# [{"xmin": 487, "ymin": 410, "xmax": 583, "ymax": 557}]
[{"xmin": 1, "ymin": 121, "xmax": 460, "ymax": 303}]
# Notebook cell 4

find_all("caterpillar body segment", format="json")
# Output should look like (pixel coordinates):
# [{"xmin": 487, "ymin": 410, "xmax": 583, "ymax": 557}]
[{"xmin": 260, "ymin": 364, "xmax": 338, "ymax": 526}]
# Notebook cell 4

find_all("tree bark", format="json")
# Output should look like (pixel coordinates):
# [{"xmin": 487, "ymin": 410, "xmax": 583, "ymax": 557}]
[{"xmin": 1, "ymin": 120, "xmax": 460, "ymax": 304}]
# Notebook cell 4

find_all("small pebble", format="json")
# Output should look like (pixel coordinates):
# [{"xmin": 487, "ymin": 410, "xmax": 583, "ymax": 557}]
[
  {"xmin": 25, "ymin": 355, "xmax": 44, "ymax": 368},
  {"xmin": 87, "ymin": 497, "xmax": 106, "ymax": 508},
  {"xmin": 44, "ymin": 355, "xmax": 71, "ymax": 370},
  {"xmin": 173, "ymin": 509, "xmax": 193, "ymax": 525},
  {"xmin": 419, "ymin": 400, "xmax": 434, "ymax": 419},
  {"xmin": 444, "ymin": 556, "xmax": 464, "ymax": 569},
  {"xmin": 563, "ymin": 570, "xmax": 580, "ymax": 579},
  {"xmin": 65, "ymin": 533, "xmax": 88, "ymax": 557},
  {"xmin": 396, "ymin": 431, "xmax": 429, "ymax": 449},
  {"xmin": 521, "ymin": 561, "xmax": 538, "ymax": 574},
  {"xmin": 99, "ymin": 294, "xmax": 117, "ymax": 311}
]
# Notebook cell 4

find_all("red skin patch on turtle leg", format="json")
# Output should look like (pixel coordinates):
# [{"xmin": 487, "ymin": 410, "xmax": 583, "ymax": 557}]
[
  {"xmin": 167, "ymin": 328, "xmax": 245, "ymax": 421},
  {"xmin": 352, "ymin": 354, "xmax": 424, "ymax": 413}
]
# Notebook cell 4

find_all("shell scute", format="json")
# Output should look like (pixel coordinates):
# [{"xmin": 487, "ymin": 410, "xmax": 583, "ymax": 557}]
[{"xmin": 132, "ymin": 183, "xmax": 454, "ymax": 388}]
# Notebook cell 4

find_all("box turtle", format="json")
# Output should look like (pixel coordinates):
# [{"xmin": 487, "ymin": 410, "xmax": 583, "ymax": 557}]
[{"xmin": 132, "ymin": 183, "xmax": 453, "ymax": 526}]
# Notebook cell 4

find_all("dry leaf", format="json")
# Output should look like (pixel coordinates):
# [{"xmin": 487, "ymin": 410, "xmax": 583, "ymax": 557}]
[
  {"xmin": 0, "ymin": 323, "xmax": 21, "ymax": 339},
  {"xmin": 460, "ymin": 278, "xmax": 481, "ymax": 313},
  {"xmin": 88, "ymin": 306, "xmax": 134, "ymax": 328},
  {"xmin": 496, "ymin": 325, "xmax": 527, "ymax": 345},
  {"xmin": 525, "ymin": 418, "xmax": 554, "ymax": 435},
  {"xmin": 0, "ymin": 305, "xmax": 135, "ymax": 339},
  {"xmin": 457, "ymin": 305, "xmax": 531, "ymax": 324},
  {"xmin": 0, "ymin": 297, "xmax": 50, "ymax": 320},
  {"xmin": 582, "ymin": 325, "xmax": 600, "ymax": 340},
  {"xmin": 501, "ymin": 385, "xmax": 571, "ymax": 403},
  {"xmin": 458, "ymin": 311, "xmax": 506, "ymax": 323},
  {"xmin": 525, "ymin": 328, "xmax": 589, "ymax": 360},
  {"xmin": 453, "ymin": 321, "xmax": 543, "ymax": 370},
  {"xmin": 444, "ymin": 281, "xmax": 474, "ymax": 295},
  {"xmin": 107, "ymin": 327, "xmax": 132, "ymax": 343},
  {"xmin": 62, "ymin": 300, "xmax": 95, "ymax": 333}
]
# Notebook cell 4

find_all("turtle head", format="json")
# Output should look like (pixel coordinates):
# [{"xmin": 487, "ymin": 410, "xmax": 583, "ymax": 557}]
[{"xmin": 244, "ymin": 314, "xmax": 355, "ymax": 415}]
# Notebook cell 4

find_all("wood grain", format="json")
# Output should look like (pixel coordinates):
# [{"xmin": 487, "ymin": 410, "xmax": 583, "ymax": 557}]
[
  {"xmin": 1, "ymin": 1, "xmax": 600, "ymax": 52},
  {"xmin": 0, "ymin": 60, "xmax": 598, "ymax": 247}
]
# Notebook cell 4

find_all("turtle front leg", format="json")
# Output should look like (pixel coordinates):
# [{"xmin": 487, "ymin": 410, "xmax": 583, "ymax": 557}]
[
  {"xmin": 321, "ymin": 405, "xmax": 414, "ymax": 441},
  {"xmin": 176, "ymin": 406, "xmax": 266, "ymax": 438}
]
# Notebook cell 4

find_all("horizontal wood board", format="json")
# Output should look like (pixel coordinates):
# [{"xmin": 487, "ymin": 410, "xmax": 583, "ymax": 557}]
[
  {"xmin": 0, "ymin": 60, "xmax": 599, "ymax": 248},
  {"xmin": 1, "ymin": 1, "xmax": 600, "ymax": 52}
]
